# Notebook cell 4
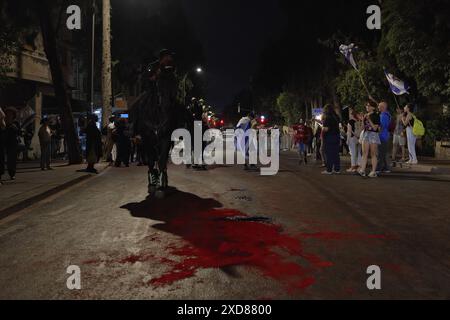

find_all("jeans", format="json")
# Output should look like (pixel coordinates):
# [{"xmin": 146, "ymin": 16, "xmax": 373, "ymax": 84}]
[
  {"xmin": 297, "ymin": 142, "xmax": 306, "ymax": 154},
  {"xmin": 377, "ymin": 139, "xmax": 390, "ymax": 171},
  {"xmin": 324, "ymin": 134, "xmax": 341, "ymax": 172},
  {"xmin": 348, "ymin": 137, "xmax": 361, "ymax": 167}
]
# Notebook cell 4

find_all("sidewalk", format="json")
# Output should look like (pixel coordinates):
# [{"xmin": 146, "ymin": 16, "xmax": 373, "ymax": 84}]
[
  {"xmin": 0, "ymin": 160, "xmax": 109, "ymax": 218},
  {"xmin": 282, "ymin": 150, "xmax": 450, "ymax": 175}
]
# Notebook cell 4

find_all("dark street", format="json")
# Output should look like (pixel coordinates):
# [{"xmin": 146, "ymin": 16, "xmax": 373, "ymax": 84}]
[{"xmin": 1, "ymin": 153, "xmax": 449, "ymax": 299}]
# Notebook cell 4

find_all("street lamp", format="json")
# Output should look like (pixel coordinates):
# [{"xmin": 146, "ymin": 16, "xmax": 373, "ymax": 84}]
[{"xmin": 183, "ymin": 66, "xmax": 204, "ymax": 106}]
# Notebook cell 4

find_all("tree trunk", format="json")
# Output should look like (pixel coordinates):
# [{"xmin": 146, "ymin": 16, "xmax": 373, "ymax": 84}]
[
  {"xmin": 102, "ymin": 0, "xmax": 112, "ymax": 126},
  {"xmin": 37, "ymin": 1, "xmax": 82, "ymax": 164}
]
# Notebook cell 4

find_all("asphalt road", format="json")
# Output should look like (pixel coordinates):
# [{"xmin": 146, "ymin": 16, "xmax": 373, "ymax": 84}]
[{"xmin": 0, "ymin": 153, "xmax": 449, "ymax": 299}]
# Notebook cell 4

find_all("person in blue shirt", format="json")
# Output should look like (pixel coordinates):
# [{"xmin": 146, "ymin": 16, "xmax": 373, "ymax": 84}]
[{"xmin": 377, "ymin": 101, "xmax": 391, "ymax": 173}]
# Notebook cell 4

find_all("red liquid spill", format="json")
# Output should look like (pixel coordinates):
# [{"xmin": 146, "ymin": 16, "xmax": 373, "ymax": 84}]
[
  {"xmin": 88, "ymin": 193, "xmax": 390, "ymax": 293},
  {"xmin": 146, "ymin": 208, "xmax": 332, "ymax": 292}
]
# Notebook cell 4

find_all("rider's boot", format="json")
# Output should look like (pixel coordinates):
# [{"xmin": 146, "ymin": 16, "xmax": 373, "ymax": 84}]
[
  {"xmin": 148, "ymin": 169, "xmax": 160, "ymax": 195},
  {"xmin": 155, "ymin": 170, "xmax": 168, "ymax": 199}
]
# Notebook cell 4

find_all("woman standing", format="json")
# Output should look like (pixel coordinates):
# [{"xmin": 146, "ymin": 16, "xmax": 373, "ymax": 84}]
[
  {"xmin": 346, "ymin": 110, "xmax": 362, "ymax": 173},
  {"xmin": 321, "ymin": 104, "xmax": 341, "ymax": 175},
  {"xmin": 38, "ymin": 118, "xmax": 52, "ymax": 170},
  {"xmin": 402, "ymin": 104, "xmax": 418, "ymax": 165},
  {"xmin": 358, "ymin": 101, "xmax": 381, "ymax": 178}
]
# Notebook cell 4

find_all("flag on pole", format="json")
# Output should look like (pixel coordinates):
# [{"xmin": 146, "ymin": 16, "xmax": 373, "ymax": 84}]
[
  {"xmin": 384, "ymin": 70, "xmax": 410, "ymax": 95},
  {"xmin": 339, "ymin": 43, "xmax": 359, "ymax": 71}
]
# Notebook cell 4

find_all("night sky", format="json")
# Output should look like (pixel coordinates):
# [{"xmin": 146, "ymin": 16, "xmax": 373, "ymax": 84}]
[{"xmin": 181, "ymin": 0, "xmax": 286, "ymax": 110}]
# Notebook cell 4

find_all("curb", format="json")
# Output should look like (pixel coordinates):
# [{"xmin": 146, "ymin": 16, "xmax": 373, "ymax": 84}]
[
  {"xmin": 430, "ymin": 167, "xmax": 450, "ymax": 175},
  {"xmin": 0, "ymin": 164, "xmax": 110, "ymax": 220}
]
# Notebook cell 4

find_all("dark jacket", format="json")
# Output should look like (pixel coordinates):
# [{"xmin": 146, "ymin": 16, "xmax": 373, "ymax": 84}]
[{"xmin": 86, "ymin": 122, "xmax": 103, "ymax": 161}]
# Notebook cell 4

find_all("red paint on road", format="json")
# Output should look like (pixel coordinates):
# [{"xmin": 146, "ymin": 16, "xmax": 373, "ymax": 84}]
[{"xmin": 147, "ymin": 208, "xmax": 332, "ymax": 292}]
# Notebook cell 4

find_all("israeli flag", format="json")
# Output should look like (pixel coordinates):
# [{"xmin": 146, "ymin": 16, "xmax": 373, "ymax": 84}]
[
  {"xmin": 339, "ymin": 43, "xmax": 358, "ymax": 71},
  {"xmin": 384, "ymin": 70, "xmax": 410, "ymax": 95}
]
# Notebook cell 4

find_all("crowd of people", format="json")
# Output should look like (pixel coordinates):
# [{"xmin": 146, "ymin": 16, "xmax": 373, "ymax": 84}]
[
  {"xmin": 0, "ymin": 105, "xmax": 68, "ymax": 183},
  {"xmin": 285, "ymin": 101, "xmax": 421, "ymax": 178}
]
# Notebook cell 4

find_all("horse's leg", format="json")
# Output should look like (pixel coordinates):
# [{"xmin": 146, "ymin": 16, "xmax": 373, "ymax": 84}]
[
  {"xmin": 156, "ymin": 136, "xmax": 171, "ymax": 198},
  {"xmin": 144, "ymin": 134, "xmax": 159, "ymax": 195}
]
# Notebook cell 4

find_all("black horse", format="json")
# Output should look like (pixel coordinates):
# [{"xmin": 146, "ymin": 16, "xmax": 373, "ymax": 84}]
[{"xmin": 130, "ymin": 64, "xmax": 181, "ymax": 197}]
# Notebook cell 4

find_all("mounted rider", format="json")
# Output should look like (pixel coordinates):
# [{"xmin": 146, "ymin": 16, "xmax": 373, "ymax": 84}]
[{"xmin": 130, "ymin": 49, "xmax": 180, "ymax": 197}]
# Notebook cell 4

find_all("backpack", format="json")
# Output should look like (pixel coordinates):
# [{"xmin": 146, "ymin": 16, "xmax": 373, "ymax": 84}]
[{"xmin": 412, "ymin": 115, "xmax": 425, "ymax": 137}]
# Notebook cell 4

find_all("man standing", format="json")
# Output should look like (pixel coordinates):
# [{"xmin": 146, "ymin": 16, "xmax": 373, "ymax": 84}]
[
  {"xmin": 85, "ymin": 115, "xmax": 103, "ymax": 174},
  {"xmin": 377, "ymin": 101, "xmax": 391, "ymax": 173},
  {"xmin": 0, "ymin": 108, "xmax": 19, "ymax": 180},
  {"xmin": 38, "ymin": 118, "xmax": 52, "ymax": 170},
  {"xmin": 292, "ymin": 119, "xmax": 309, "ymax": 165}
]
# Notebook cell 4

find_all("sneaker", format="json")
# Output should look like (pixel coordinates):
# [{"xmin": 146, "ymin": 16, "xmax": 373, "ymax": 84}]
[
  {"xmin": 321, "ymin": 171, "xmax": 333, "ymax": 175},
  {"xmin": 382, "ymin": 170, "xmax": 391, "ymax": 173},
  {"xmin": 346, "ymin": 168, "xmax": 354, "ymax": 173},
  {"xmin": 368, "ymin": 171, "xmax": 378, "ymax": 178},
  {"xmin": 333, "ymin": 170, "xmax": 341, "ymax": 174},
  {"xmin": 358, "ymin": 170, "xmax": 366, "ymax": 177}
]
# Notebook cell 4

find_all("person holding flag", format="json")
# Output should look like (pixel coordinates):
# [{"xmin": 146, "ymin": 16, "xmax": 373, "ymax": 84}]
[{"xmin": 339, "ymin": 43, "xmax": 374, "ymax": 101}]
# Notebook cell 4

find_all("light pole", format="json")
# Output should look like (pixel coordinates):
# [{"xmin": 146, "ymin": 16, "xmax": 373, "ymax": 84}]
[
  {"xmin": 101, "ymin": 0, "xmax": 112, "ymax": 127},
  {"xmin": 90, "ymin": 0, "xmax": 96, "ymax": 115}
]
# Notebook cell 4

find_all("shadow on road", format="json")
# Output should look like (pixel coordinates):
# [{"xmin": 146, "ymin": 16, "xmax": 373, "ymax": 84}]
[
  {"xmin": 120, "ymin": 188, "xmax": 325, "ymax": 291},
  {"xmin": 121, "ymin": 187, "xmax": 223, "ymax": 220}
]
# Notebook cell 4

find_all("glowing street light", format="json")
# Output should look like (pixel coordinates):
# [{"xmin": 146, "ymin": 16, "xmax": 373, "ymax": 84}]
[{"xmin": 196, "ymin": 67, "xmax": 203, "ymax": 73}]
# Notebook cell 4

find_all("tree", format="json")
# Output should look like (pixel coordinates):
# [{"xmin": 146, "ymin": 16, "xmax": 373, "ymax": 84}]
[
  {"xmin": 276, "ymin": 91, "xmax": 303, "ymax": 125},
  {"xmin": 36, "ymin": 0, "xmax": 82, "ymax": 164},
  {"xmin": 1, "ymin": 0, "xmax": 83, "ymax": 164},
  {"xmin": 380, "ymin": 0, "xmax": 450, "ymax": 100},
  {"xmin": 336, "ymin": 56, "xmax": 391, "ymax": 111}
]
